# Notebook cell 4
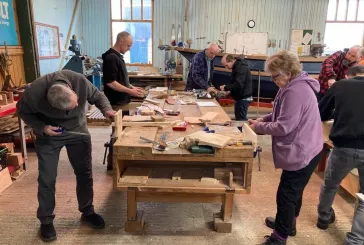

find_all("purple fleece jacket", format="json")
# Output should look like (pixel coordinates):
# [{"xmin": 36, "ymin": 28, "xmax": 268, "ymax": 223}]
[{"xmin": 255, "ymin": 72, "xmax": 323, "ymax": 171}]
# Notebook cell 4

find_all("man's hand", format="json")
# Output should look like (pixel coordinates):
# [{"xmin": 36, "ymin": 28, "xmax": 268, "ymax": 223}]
[
  {"xmin": 219, "ymin": 85, "xmax": 225, "ymax": 91},
  {"xmin": 207, "ymin": 86, "xmax": 218, "ymax": 94},
  {"xmin": 129, "ymin": 87, "xmax": 145, "ymax": 97},
  {"xmin": 44, "ymin": 125, "xmax": 62, "ymax": 136},
  {"xmin": 328, "ymin": 79, "xmax": 336, "ymax": 87},
  {"xmin": 105, "ymin": 110, "xmax": 116, "ymax": 119}
]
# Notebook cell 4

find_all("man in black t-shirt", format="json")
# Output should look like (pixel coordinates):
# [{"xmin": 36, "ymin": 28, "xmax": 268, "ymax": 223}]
[{"xmin": 102, "ymin": 31, "xmax": 144, "ymax": 113}]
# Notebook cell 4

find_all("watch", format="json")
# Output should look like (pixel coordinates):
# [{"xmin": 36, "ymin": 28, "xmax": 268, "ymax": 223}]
[{"xmin": 247, "ymin": 20, "xmax": 255, "ymax": 28}]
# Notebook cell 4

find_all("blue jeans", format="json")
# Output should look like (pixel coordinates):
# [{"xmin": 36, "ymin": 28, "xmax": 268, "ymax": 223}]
[
  {"xmin": 234, "ymin": 99, "xmax": 251, "ymax": 121},
  {"xmin": 317, "ymin": 147, "xmax": 364, "ymax": 245}
]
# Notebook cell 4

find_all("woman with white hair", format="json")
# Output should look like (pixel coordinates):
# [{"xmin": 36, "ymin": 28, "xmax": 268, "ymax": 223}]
[{"xmin": 249, "ymin": 50, "xmax": 324, "ymax": 245}]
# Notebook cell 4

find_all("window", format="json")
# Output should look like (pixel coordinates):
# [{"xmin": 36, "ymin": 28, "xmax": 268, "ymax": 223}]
[
  {"xmin": 111, "ymin": 0, "xmax": 153, "ymax": 65},
  {"xmin": 324, "ymin": 0, "xmax": 364, "ymax": 55}
]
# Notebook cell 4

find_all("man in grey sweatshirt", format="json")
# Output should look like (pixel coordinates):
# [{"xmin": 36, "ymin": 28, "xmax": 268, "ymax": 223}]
[{"xmin": 17, "ymin": 70, "xmax": 115, "ymax": 242}]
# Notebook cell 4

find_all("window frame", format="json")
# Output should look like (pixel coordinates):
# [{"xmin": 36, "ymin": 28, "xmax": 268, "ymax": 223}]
[
  {"xmin": 325, "ymin": 0, "xmax": 364, "ymax": 47},
  {"xmin": 110, "ymin": 0, "xmax": 154, "ymax": 66}
]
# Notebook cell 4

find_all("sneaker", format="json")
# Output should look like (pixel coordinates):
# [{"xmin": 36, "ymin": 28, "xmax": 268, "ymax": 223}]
[
  {"xmin": 39, "ymin": 223, "xmax": 57, "ymax": 242},
  {"xmin": 265, "ymin": 217, "xmax": 296, "ymax": 236},
  {"xmin": 317, "ymin": 208, "xmax": 336, "ymax": 230},
  {"xmin": 81, "ymin": 213, "xmax": 105, "ymax": 229},
  {"xmin": 260, "ymin": 234, "xmax": 287, "ymax": 245}
]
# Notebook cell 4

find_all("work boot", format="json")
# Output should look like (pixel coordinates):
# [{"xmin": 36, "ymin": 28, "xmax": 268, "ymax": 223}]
[
  {"xmin": 317, "ymin": 208, "xmax": 336, "ymax": 230},
  {"xmin": 39, "ymin": 223, "xmax": 57, "ymax": 242},
  {"xmin": 81, "ymin": 213, "xmax": 105, "ymax": 229},
  {"xmin": 265, "ymin": 217, "xmax": 297, "ymax": 236},
  {"xmin": 260, "ymin": 234, "xmax": 287, "ymax": 245}
]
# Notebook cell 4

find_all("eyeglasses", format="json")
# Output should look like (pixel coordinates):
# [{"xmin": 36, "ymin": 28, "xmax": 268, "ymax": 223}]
[{"xmin": 271, "ymin": 74, "xmax": 281, "ymax": 81}]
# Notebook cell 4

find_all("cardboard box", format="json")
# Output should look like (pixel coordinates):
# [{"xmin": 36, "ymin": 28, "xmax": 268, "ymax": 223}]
[
  {"xmin": 7, "ymin": 153, "xmax": 24, "ymax": 167},
  {"xmin": 0, "ymin": 143, "xmax": 14, "ymax": 154},
  {"xmin": 0, "ymin": 167, "xmax": 12, "ymax": 194}
]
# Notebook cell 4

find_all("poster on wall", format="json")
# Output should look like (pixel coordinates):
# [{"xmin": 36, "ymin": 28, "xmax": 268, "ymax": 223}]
[
  {"xmin": 290, "ymin": 29, "xmax": 314, "ymax": 56},
  {"xmin": 0, "ymin": 0, "xmax": 18, "ymax": 46},
  {"xmin": 35, "ymin": 22, "xmax": 60, "ymax": 59}
]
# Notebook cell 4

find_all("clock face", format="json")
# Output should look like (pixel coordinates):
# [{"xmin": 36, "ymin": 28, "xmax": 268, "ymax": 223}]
[{"xmin": 247, "ymin": 20, "xmax": 255, "ymax": 28}]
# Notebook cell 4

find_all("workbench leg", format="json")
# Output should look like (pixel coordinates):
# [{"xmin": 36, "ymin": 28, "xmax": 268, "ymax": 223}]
[
  {"xmin": 125, "ymin": 189, "xmax": 144, "ymax": 232},
  {"xmin": 213, "ymin": 193, "xmax": 234, "ymax": 233}
]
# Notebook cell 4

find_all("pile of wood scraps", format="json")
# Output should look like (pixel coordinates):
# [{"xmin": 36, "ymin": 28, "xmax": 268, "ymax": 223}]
[
  {"xmin": 139, "ymin": 103, "xmax": 165, "ymax": 115},
  {"xmin": 0, "ymin": 92, "xmax": 14, "ymax": 106},
  {"xmin": 86, "ymin": 108, "xmax": 110, "ymax": 126},
  {"xmin": 0, "ymin": 114, "xmax": 19, "ymax": 134}
]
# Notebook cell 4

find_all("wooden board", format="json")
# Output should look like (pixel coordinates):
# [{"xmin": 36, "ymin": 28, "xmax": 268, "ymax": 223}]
[
  {"xmin": 184, "ymin": 117, "xmax": 203, "ymax": 125},
  {"xmin": 187, "ymin": 131, "xmax": 232, "ymax": 148},
  {"xmin": 119, "ymin": 168, "xmax": 152, "ymax": 184},
  {"xmin": 199, "ymin": 112, "xmax": 218, "ymax": 122},
  {"xmin": 0, "ymin": 167, "xmax": 12, "ymax": 194},
  {"xmin": 123, "ymin": 116, "xmax": 152, "ymax": 122}
]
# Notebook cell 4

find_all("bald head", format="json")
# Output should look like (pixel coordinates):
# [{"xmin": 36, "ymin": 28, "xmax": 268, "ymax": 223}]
[
  {"xmin": 206, "ymin": 43, "xmax": 220, "ymax": 60},
  {"xmin": 345, "ymin": 45, "xmax": 363, "ymax": 63},
  {"xmin": 114, "ymin": 31, "xmax": 133, "ymax": 54}
]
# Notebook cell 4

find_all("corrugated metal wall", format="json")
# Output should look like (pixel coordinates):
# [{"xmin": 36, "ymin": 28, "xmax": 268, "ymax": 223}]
[
  {"xmin": 292, "ymin": 0, "xmax": 328, "ymax": 44},
  {"xmin": 32, "ymin": 0, "xmax": 82, "ymax": 75},
  {"xmin": 80, "ymin": 0, "xmax": 111, "ymax": 59},
  {"xmin": 80, "ymin": 0, "xmax": 329, "ymax": 69},
  {"xmin": 187, "ymin": 0, "xmax": 328, "ymax": 55}
]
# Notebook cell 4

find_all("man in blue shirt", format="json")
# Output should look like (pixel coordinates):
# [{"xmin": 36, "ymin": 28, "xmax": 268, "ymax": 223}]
[{"xmin": 185, "ymin": 43, "xmax": 220, "ymax": 93}]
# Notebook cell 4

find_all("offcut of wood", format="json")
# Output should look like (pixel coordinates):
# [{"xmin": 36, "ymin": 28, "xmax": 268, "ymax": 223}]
[
  {"xmin": 144, "ymin": 98, "xmax": 160, "ymax": 105},
  {"xmin": 187, "ymin": 131, "xmax": 231, "ymax": 148},
  {"xmin": 199, "ymin": 112, "xmax": 218, "ymax": 122},
  {"xmin": 184, "ymin": 117, "xmax": 203, "ymax": 125},
  {"xmin": 172, "ymin": 171, "xmax": 181, "ymax": 180},
  {"xmin": 119, "ymin": 168, "xmax": 152, "ymax": 184},
  {"xmin": 200, "ymin": 177, "xmax": 218, "ymax": 184}
]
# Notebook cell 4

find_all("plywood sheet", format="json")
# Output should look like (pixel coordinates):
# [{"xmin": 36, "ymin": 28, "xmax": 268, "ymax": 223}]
[{"xmin": 200, "ymin": 112, "xmax": 218, "ymax": 122}]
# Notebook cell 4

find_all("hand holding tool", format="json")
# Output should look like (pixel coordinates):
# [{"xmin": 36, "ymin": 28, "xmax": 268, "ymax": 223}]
[{"xmin": 53, "ymin": 127, "xmax": 89, "ymax": 136}]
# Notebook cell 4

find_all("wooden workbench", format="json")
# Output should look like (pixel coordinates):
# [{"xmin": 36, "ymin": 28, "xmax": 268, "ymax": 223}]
[
  {"xmin": 128, "ymin": 72, "xmax": 184, "ymax": 89},
  {"xmin": 112, "ymin": 94, "xmax": 257, "ymax": 233}
]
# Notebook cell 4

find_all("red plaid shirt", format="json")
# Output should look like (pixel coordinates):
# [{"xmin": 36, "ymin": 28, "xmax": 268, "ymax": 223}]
[{"xmin": 318, "ymin": 51, "xmax": 356, "ymax": 95}]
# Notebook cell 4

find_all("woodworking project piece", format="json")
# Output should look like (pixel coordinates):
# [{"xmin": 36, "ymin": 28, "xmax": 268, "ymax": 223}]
[
  {"xmin": 187, "ymin": 131, "xmax": 231, "ymax": 148},
  {"xmin": 199, "ymin": 112, "xmax": 218, "ymax": 122},
  {"xmin": 184, "ymin": 117, "xmax": 203, "ymax": 125}
]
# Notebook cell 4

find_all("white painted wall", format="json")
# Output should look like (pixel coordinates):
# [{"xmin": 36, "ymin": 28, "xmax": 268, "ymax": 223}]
[{"xmin": 32, "ymin": 0, "xmax": 82, "ymax": 75}]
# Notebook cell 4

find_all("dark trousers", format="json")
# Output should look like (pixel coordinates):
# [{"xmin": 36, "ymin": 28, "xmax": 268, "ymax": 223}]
[
  {"xmin": 275, "ymin": 153, "xmax": 321, "ymax": 237},
  {"xmin": 234, "ymin": 99, "xmax": 251, "ymax": 121},
  {"xmin": 35, "ymin": 135, "xmax": 94, "ymax": 224}
]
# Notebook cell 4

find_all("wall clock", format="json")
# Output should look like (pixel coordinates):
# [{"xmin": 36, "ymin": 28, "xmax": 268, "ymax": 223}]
[{"xmin": 247, "ymin": 20, "xmax": 255, "ymax": 28}]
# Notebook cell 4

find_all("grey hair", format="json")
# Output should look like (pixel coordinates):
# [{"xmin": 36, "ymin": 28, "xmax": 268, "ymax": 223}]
[
  {"xmin": 47, "ymin": 84, "xmax": 72, "ymax": 110},
  {"xmin": 347, "ymin": 65, "xmax": 364, "ymax": 76}
]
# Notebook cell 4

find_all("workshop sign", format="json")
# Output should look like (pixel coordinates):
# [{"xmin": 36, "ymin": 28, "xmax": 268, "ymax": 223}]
[{"xmin": 0, "ymin": 0, "xmax": 18, "ymax": 46}]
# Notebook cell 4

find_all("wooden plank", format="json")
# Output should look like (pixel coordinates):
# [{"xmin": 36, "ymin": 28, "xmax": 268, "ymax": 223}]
[
  {"xmin": 199, "ymin": 112, "xmax": 218, "ymax": 122},
  {"xmin": 119, "ymin": 168, "xmax": 152, "ymax": 184},
  {"xmin": 184, "ymin": 117, "xmax": 203, "ymax": 125},
  {"xmin": 136, "ymin": 192, "xmax": 224, "ymax": 203},
  {"xmin": 114, "ymin": 110, "xmax": 123, "ymax": 138},
  {"xmin": 0, "ymin": 167, "xmax": 12, "ymax": 194},
  {"xmin": 123, "ymin": 115, "xmax": 152, "ymax": 122},
  {"xmin": 187, "ymin": 131, "xmax": 231, "ymax": 148}
]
